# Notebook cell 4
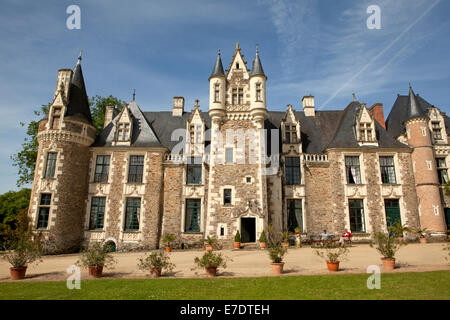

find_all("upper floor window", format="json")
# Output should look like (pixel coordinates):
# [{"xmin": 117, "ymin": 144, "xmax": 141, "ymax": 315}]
[
  {"xmin": 124, "ymin": 197, "xmax": 140, "ymax": 231},
  {"xmin": 436, "ymin": 158, "xmax": 448, "ymax": 185},
  {"xmin": 214, "ymin": 84, "xmax": 220, "ymax": 102},
  {"xmin": 44, "ymin": 152, "xmax": 57, "ymax": 179},
  {"xmin": 50, "ymin": 107, "xmax": 62, "ymax": 130},
  {"xmin": 128, "ymin": 155, "xmax": 144, "ymax": 183},
  {"xmin": 380, "ymin": 156, "xmax": 396, "ymax": 184},
  {"xmin": 187, "ymin": 157, "xmax": 202, "ymax": 185},
  {"xmin": 223, "ymin": 189, "xmax": 232, "ymax": 206},
  {"xmin": 256, "ymin": 83, "xmax": 262, "ymax": 101},
  {"xmin": 432, "ymin": 122, "xmax": 442, "ymax": 140},
  {"xmin": 225, "ymin": 147, "xmax": 234, "ymax": 164},
  {"xmin": 285, "ymin": 125, "xmax": 297, "ymax": 143},
  {"xmin": 232, "ymin": 88, "xmax": 243, "ymax": 104},
  {"xmin": 345, "ymin": 156, "xmax": 361, "ymax": 184},
  {"xmin": 285, "ymin": 157, "xmax": 301, "ymax": 185},
  {"xmin": 238, "ymin": 88, "xmax": 243, "ymax": 104},
  {"xmin": 117, "ymin": 123, "xmax": 130, "ymax": 141},
  {"xmin": 185, "ymin": 199, "xmax": 201, "ymax": 233},
  {"xmin": 37, "ymin": 193, "xmax": 51, "ymax": 229},
  {"xmin": 359, "ymin": 123, "xmax": 374, "ymax": 142},
  {"xmin": 94, "ymin": 155, "xmax": 110, "ymax": 183},
  {"xmin": 89, "ymin": 197, "xmax": 106, "ymax": 230}
]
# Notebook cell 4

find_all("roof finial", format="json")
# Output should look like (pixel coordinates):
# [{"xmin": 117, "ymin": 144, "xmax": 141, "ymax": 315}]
[
  {"xmin": 352, "ymin": 91, "xmax": 357, "ymax": 101},
  {"xmin": 195, "ymin": 99, "xmax": 199, "ymax": 108},
  {"xmin": 218, "ymin": 48, "xmax": 221, "ymax": 56},
  {"xmin": 132, "ymin": 89, "xmax": 136, "ymax": 101},
  {"xmin": 235, "ymin": 42, "xmax": 240, "ymax": 50},
  {"xmin": 409, "ymin": 82, "xmax": 412, "ymax": 90},
  {"xmin": 256, "ymin": 44, "xmax": 259, "ymax": 55},
  {"xmin": 78, "ymin": 50, "xmax": 83, "ymax": 62}
]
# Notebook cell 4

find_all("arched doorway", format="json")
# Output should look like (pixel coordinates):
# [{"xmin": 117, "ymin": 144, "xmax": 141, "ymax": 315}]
[{"xmin": 240, "ymin": 217, "xmax": 256, "ymax": 243}]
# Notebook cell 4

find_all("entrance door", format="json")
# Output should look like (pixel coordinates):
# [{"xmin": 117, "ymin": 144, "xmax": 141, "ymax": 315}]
[
  {"xmin": 445, "ymin": 208, "xmax": 450, "ymax": 231},
  {"xmin": 240, "ymin": 217, "xmax": 256, "ymax": 243},
  {"xmin": 385, "ymin": 199, "xmax": 401, "ymax": 229}
]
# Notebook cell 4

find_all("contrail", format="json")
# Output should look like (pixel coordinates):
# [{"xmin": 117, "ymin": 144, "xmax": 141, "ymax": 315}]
[{"xmin": 320, "ymin": 0, "xmax": 441, "ymax": 109}]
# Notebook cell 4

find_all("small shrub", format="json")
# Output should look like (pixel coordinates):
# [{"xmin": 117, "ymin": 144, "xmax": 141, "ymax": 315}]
[
  {"xmin": 234, "ymin": 231, "xmax": 241, "ymax": 243},
  {"xmin": 282, "ymin": 231, "xmax": 289, "ymax": 243},
  {"xmin": 315, "ymin": 242, "xmax": 349, "ymax": 263},
  {"xmin": 388, "ymin": 222, "xmax": 411, "ymax": 238},
  {"xmin": 414, "ymin": 227, "xmax": 430, "ymax": 239},
  {"xmin": 162, "ymin": 233, "xmax": 176, "ymax": 247},
  {"xmin": 266, "ymin": 224, "xmax": 287, "ymax": 263},
  {"xmin": 76, "ymin": 242, "xmax": 117, "ymax": 269},
  {"xmin": 137, "ymin": 251, "xmax": 175, "ymax": 273},
  {"xmin": 259, "ymin": 230, "xmax": 267, "ymax": 243},
  {"xmin": 194, "ymin": 251, "xmax": 230, "ymax": 269},
  {"xmin": 370, "ymin": 231, "xmax": 404, "ymax": 259}
]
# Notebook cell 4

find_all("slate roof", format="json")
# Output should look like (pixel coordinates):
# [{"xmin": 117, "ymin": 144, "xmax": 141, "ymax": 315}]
[
  {"xmin": 385, "ymin": 88, "xmax": 441, "ymax": 138},
  {"xmin": 250, "ymin": 52, "xmax": 265, "ymax": 77},
  {"xmin": 209, "ymin": 52, "xmax": 225, "ymax": 79},
  {"xmin": 65, "ymin": 58, "xmax": 93, "ymax": 124},
  {"xmin": 93, "ymin": 100, "xmax": 409, "ymax": 154}
]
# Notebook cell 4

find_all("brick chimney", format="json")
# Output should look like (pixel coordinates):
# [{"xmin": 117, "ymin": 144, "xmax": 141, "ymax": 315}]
[
  {"xmin": 369, "ymin": 103, "xmax": 385, "ymax": 129},
  {"xmin": 302, "ymin": 95, "xmax": 315, "ymax": 117},
  {"xmin": 104, "ymin": 106, "xmax": 118, "ymax": 128},
  {"xmin": 173, "ymin": 96, "xmax": 184, "ymax": 116}
]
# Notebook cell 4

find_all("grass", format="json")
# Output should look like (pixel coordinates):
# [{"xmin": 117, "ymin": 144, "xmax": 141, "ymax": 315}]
[{"xmin": 0, "ymin": 271, "xmax": 449, "ymax": 300}]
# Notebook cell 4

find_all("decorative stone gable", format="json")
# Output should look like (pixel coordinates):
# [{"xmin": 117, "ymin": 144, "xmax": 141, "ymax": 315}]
[
  {"xmin": 428, "ymin": 107, "xmax": 448, "ymax": 144},
  {"xmin": 186, "ymin": 101, "xmax": 206, "ymax": 157},
  {"xmin": 356, "ymin": 104, "xmax": 378, "ymax": 146},
  {"xmin": 281, "ymin": 104, "xmax": 302, "ymax": 155},
  {"xmin": 112, "ymin": 106, "xmax": 133, "ymax": 146}
]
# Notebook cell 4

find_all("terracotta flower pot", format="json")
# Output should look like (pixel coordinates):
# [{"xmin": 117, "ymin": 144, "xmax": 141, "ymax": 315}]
[
  {"xmin": 150, "ymin": 267, "xmax": 162, "ymax": 278},
  {"xmin": 282, "ymin": 242, "xmax": 289, "ymax": 248},
  {"xmin": 165, "ymin": 246, "xmax": 172, "ymax": 253},
  {"xmin": 205, "ymin": 244, "xmax": 213, "ymax": 251},
  {"xmin": 10, "ymin": 267, "xmax": 27, "ymax": 280},
  {"xmin": 397, "ymin": 237, "xmax": 404, "ymax": 243},
  {"xmin": 88, "ymin": 265, "xmax": 104, "ymax": 278},
  {"xmin": 419, "ymin": 237, "xmax": 427, "ymax": 244},
  {"xmin": 259, "ymin": 242, "xmax": 266, "ymax": 249},
  {"xmin": 233, "ymin": 242, "xmax": 240, "ymax": 249},
  {"xmin": 381, "ymin": 257, "xmax": 395, "ymax": 270},
  {"xmin": 205, "ymin": 266, "xmax": 217, "ymax": 277},
  {"xmin": 271, "ymin": 262, "xmax": 285, "ymax": 275},
  {"xmin": 326, "ymin": 261, "xmax": 340, "ymax": 272}
]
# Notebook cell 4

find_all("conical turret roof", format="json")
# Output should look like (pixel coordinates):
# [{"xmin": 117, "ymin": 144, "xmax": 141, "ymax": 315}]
[
  {"xmin": 210, "ymin": 50, "xmax": 225, "ymax": 78},
  {"xmin": 65, "ymin": 53, "xmax": 92, "ymax": 124},
  {"xmin": 251, "ymin": 47, "xmax": 265, "ymax": 77}
]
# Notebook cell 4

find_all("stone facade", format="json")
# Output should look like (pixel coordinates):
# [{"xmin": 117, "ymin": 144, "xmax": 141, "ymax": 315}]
[{"xmin": 28, "ymin": 45, "xmax": 450, "ymax": 253}]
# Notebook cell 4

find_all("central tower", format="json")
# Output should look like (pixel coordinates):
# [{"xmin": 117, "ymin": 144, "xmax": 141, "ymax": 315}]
[{"xmin": 206, "ymin": 43, "xmax": 269, "ymax": 246}]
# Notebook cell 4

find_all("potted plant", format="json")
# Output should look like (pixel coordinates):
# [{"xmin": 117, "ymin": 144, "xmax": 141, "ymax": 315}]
[
  {"xmin": 294, "ymin": 227, "xmax": 301, "ymax": 235},
  {"xmin": 414, "ymin": 227, "xmax": 430, "ymax": 244},
  {"xmin": 1, "ymin": 210, "xmax": 43, "ymax": 280},
  {"xmin": 370, "ymin": 231, "xmax": 404, "ymax": 270},
  {"xmin": 193, "ymin": 251, "xmax": 230, "ymax": 277},
  {"xmin": 388, "ymin": 222, "xmax": 412, "ymax": 243},
  {"xmin": 259, "ymin": 230, "xmax": 267, "ymax": 249},
  {"xmin": 282, "ymin": 231, "xmax": 290, "ymax": 248},
  {"xmin": 162, "ymin": 233, "xmax": 176, "ymax": 252},
  {"xmin": 266, "ymin": 225, "xmax": 288, "ymax": 275},
  {"xmin": 315, "ymin": 242, "xmax": 349, "ymax": 272},
  {"xmin": 234, "ymin": 230, "xmax": 241, "ymax": 249},
  {"xmin": 76, "ymin": 242, "xmax": 117, "ymax": 278},
  {"xmin": 204, "ymin": 235, "xmax": 218, "ymax": 251},
  {"xmin": 137, "ymin": 251, "xmax": 175, "ymax": 278}
]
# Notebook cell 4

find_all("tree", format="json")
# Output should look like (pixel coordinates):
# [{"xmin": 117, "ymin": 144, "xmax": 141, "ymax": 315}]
[
  {"xmin": 89, "ymin": 95, "xmax": 125, "ymax": 133},
  {"xmin": 11, "ymin": 96, "xmax": 124, "ymax": 187}
]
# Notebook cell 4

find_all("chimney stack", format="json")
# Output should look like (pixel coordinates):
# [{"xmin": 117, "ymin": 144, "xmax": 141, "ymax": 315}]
[
  {"xmin": 369, "ymin": 103, "xmax": 386, "ymax": 129},
  {"xmin": 302, "ymin": 95, "xmax": 315, "ymax": 117},
  {"xmin": 173, "ymin": 96, "xmax": 184, "ymax": 116},
  {"xmin": 104, "ymin": 106, "xmax": 118, "ymax": 128}
]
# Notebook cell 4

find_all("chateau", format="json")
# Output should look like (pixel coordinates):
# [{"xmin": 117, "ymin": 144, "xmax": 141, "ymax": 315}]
[{"xmin": 28, "ymin": 43, "xmax": 450, "ymax": 253}]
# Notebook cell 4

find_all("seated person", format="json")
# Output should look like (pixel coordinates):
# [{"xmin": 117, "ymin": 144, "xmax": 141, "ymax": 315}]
[
  {"xmin": 320, "ymin": 230, "xmax": 330, "ymax": 240},
  {"xmin": 339, "ymin": 228, "xmax": 353, "ymax": 246}
]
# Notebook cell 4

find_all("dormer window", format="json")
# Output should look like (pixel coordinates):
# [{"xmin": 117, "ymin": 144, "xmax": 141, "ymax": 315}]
[
  {"xmin": 232, "ymin": 88, "xmax": 244, "ymax": 105},
  {"xmin": 189, "ymin": 125, "xmax": 195, "ymax": 144},
  {"xmin": 236, "ymin": 63, "xmax": 239, "ymax": 69},
  {"xmin": 432, "ymin": 122, "xmax": 442, "ymax": 140},
  {"xmin": 285, "ymin": 125, "xmax": 297, "ymax": 143},
  {"xmin": 256, "ymin": 83, "xmax": 262, "ymax": 101},
  {"xmin": 359, "ymin": 123, "xmax": 373, "ymax": 142},
  {"xmin": 117, "ymin": 123, "xmax": 130, "ymax": 141}
]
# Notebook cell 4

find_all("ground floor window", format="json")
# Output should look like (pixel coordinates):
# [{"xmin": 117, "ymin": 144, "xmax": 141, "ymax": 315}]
[
  {"xmin": 349, "ymin": 199, "xmax": 365, "ymax": 233},
  {"xmin": 37, "ymin": 193, "xmax": 52, "ymax": 229},
  {"xmin": 124, "ymin": 198, "xmax": 140, "ymax": 231},
  {"xmin": 185, "ymin": 199, "xmax": 201, "ymax": 232},
  {"xmin": 89, "ymin": 197, "xmax": 106, "ymax": 230},
  {"xmin": 444, "ymin": 208, "xmax": 450, "ymax": 231},
  {"xmin": 287, "ymin": 199, "xmax": 302, "ymax": 232}
]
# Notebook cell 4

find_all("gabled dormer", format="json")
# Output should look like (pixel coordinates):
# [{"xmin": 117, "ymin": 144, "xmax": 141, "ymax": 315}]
[
  {"xmin": 226, "ymin": 43, "xmax": 250, "ymax": 109},
  {"xmin": 186, "ymin": 100, "xmax": 205, "ymax": 157},
  {"xmin": 281, "ymin": 104, "xmax": 302, "ymax": 154},
  {"xmin": 428, "ymin": 107, "xmax": 448, "ymax": 144},
  {"xmin": 356, "ymin": 104, "xmax": 378, "ymax": 146},
  {"xmin": 112, "ymin": 105, "xmax": 133, "ymax": 146}
]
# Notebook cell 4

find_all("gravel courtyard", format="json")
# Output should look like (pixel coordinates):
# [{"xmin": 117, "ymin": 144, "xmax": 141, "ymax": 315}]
[{"xmin": 1, "ymin": 243, "xmax": 449, "ymax": 282}]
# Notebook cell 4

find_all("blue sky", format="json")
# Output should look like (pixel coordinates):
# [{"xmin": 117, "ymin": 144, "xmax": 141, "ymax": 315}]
[{"xmin": 1, "ymin": 0, "xmax": 450, "ymax": 193}]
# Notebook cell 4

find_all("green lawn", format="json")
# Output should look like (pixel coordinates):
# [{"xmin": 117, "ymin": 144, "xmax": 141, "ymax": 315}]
[{"xmin": 0, "ymin": 271, "xmax": 449, "ymax": 300}]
